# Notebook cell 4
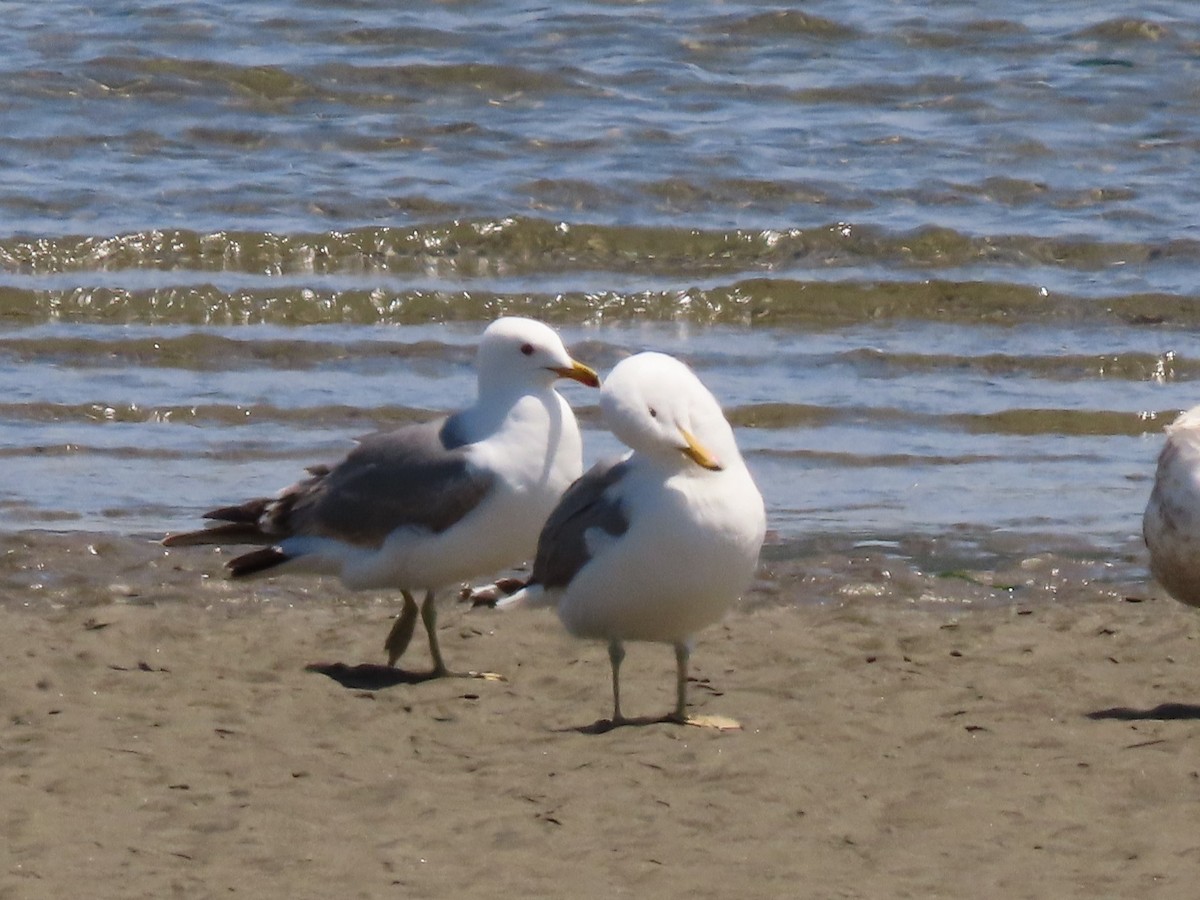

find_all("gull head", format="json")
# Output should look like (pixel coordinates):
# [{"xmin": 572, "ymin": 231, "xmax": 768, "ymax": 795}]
[
  {"xmin": 600, "ymin": 351, "xmax": 739, "ymax": 472},
  {"xmin": 476, "ymin": 317, "xmax": 600, "ymax": 391}
]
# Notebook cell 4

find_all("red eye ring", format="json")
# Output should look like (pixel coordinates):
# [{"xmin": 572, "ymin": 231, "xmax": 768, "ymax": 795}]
[{"xmin": 520, "ymin": 343, "xmax": 534, "ymax": 356}]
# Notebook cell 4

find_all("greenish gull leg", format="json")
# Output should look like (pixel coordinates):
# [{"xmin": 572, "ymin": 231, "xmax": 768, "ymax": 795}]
[
  {"xmin": 420, "ymin": 588, "xmax": 450, "ymax": 677},
  {"xmin": 383, "ymin": 590, "xmax": 420, "ymax": 667},
  {"xmin": 608, "ymin": 638, "xmax": 626, "ymax": 725},
  {"xmin": 671, "ymin": 640, "xmax": 691, "ymax": 723},
  {"xmin": 671, "ymin": 637, "xmax": 741, "ymax": 731}
]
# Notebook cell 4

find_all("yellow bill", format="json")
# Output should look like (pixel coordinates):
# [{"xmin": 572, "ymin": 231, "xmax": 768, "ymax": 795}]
[
  {"xmin": 552, "ymin": 359, "xmax": 601, "ymax": 388},
  {"xmin": 679, "ymin": 427, "xmax": 723, "ymax": 471}
]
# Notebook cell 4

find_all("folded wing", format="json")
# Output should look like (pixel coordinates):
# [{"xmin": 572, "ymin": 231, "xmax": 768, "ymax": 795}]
[{"xmin": 164, "ymin": 417, "xmax": 495, "ymax": 564}]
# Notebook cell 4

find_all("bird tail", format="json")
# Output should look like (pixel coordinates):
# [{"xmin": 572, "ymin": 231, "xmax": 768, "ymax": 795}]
[
  {"xmin": 496, "ymin": 583, "xmax": 552, "ymax": 611},
  {"xmin": 162, "ymin": 521, "xmax": 273, "ymax": 548},
  {"xmin": 462, "ymin": 576, "xmax": 528, "ymax": 608},
  {"xmin": 162, "ymin": 498, "xmax": 275, "ymax": 548},
  {"xmin": 464, "ymin": 577, "xmax": 559, "ymax": 610}
]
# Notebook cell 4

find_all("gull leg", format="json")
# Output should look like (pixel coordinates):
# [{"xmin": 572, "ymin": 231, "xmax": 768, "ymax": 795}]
[
  {"xmin": 410, "ymin": 589, "xmax": 503, "ymax": 682},
  {"xmin": 672, "ymin": 637, "xmax": 741, "ymax": 731},
  {"xmin": 383, "ymin": 590, "xmax": 420, "ymax": 667},
  {"xmin": 670, "ymin": 640, "xmax": 691, "ymax": 723},
  {"xmin": 419, "ymin": 589, "xmax": 449, "ymax": 678},
  {"xmin": 608, "ymin": 639, "xmax": 627, "ymax": 725},
  {"xmin": 393, "ymin": 588, "xmax": 501, "ymax": 681}
]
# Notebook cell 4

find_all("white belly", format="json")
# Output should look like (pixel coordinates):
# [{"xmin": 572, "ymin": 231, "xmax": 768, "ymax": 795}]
[{"xmin": 556, "ymin": 469, "xmax": 765, "ymax": 643}]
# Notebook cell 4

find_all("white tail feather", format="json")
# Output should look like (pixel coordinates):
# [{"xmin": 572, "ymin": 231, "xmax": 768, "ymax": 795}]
[{"xmin": 496, "ymin": 583, "xmax": 549, "ymax": 610}]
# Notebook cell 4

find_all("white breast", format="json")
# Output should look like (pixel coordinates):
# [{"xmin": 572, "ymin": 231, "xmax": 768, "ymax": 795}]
[{"xmin": 556, "ymin": 461, "xmax": 765, "ymax": 643}]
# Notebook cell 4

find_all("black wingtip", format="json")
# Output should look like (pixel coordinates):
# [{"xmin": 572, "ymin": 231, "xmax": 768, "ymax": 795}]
[
  {"xmin": 162, "ymin": 521, "xmax": 276, "ymax": 548},
  {"xmin": 203, "ymin": 498, "xmax": 270, "ymax": 524},
  {"xmin": 226, "ymin": 546, "xmax": 290, "ymax": 578}
]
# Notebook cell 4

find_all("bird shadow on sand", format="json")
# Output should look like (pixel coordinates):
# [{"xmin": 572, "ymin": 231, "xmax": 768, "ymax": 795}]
[
  {"xmin": 558, "ymin": 715, "xmax": 679, "ymax": 735},
  {"xmin": 304, "ymin": 661, "xmax": 442, "ymax": 690},
  {"xmin": 559, "ymin": 712, "xmax": 741, "ymax": 735},
  {"xmin": 1086, "ymin": 701, "xmax": 1200, "ymax": 722}
]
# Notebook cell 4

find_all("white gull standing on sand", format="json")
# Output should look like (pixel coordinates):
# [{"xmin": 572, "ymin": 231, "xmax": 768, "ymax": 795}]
[
  {"xmin": 164, "ymin": 316, "xmax": 600, "ymax": 677},
  {"xmin": 1144, "ymin": 404, "xmax": 1200, "ymax": 607},
  {"xmin": 472, "ymin": 351, "xmax": 766, "ymax": 727}
]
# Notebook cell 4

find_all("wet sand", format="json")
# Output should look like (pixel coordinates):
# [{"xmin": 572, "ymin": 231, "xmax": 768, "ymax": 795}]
[{"xmin": 2, "ymin": 532, "xmax": 1198, "ymax": 899}]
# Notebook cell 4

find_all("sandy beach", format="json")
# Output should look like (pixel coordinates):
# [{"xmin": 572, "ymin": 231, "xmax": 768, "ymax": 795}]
[{"xmin": 1, "ymin": 532, "xmax": 1198, "ymax": 899}]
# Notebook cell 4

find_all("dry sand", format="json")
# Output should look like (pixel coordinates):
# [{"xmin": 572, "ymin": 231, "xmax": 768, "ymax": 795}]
[{"xmin": 2, "ymin": 533, "xmax": 1199, "ymax": 899}]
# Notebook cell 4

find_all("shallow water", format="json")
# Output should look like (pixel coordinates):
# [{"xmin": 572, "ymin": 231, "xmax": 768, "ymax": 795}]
[{"xmin": 3, "ymin": 1, "xmax": 1198, "ymax": 598}]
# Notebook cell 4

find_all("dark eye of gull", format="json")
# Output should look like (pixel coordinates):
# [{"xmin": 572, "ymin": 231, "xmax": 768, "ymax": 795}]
[
  {"xmin": 648, "ymin": 407, "xmax": 658, "ymax": 418},
  {"xmin": 520, "ymin": 343, "xmax": 535, "ymax": 356}
]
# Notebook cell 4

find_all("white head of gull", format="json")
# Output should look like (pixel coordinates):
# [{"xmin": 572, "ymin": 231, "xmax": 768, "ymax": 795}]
[
  {"xmin": 484, "ymin": 350, "xmax": 766, "ymax": 728},
  {"xmin": 1145, "ymin": 405, "xmax": 1200, "ymax": 608},
  {"xmin": 164, "ymin": 316, "xmax": 600, "ymax": 678}
]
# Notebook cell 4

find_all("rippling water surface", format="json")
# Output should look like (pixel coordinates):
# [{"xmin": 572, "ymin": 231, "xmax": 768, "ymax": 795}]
[{"xmin": 4, "ymin": 1, "xmax": 1200, "ymax": 596}]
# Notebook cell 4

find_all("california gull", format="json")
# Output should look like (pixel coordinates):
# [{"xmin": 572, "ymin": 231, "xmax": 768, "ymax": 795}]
[
  {"xmin": 164, "ymin": 316, "xmax": 600, "ymax": 677},
  {"xmin": 472, "ymin": 351, "xmax": 766, "ymax": 726},
  {"xmin": 1145, "ymin": 404, "xmax": 1200, "ymax": 607}
]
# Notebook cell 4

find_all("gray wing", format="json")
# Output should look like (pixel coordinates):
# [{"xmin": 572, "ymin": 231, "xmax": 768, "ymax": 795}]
[
  {"xmin": 531, "ymin": 456, "xmax": 632, "ymax": 590},
  {"xmin": 272, "ymin": 416, "xmax": 493, "ymax": 547}
]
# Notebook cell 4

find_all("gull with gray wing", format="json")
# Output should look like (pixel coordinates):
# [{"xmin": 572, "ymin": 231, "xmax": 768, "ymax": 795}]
[
  {"xmin": 165, "ymin": 316, "xmax": 600, "ymax": 677},
  {"xmin": 473, "ymin": 351, "xmax": 765, "ymax": 726}
]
